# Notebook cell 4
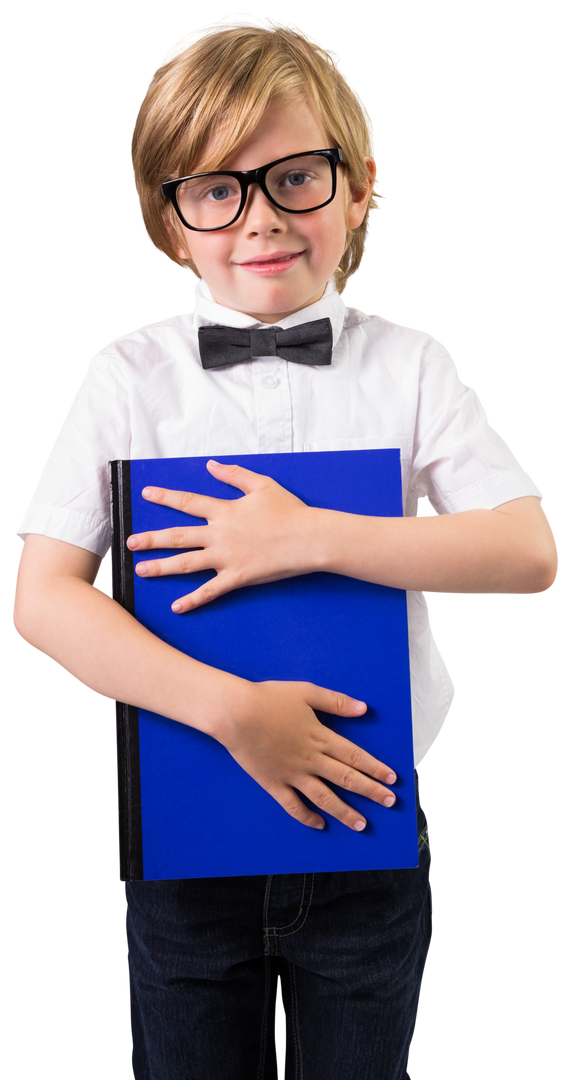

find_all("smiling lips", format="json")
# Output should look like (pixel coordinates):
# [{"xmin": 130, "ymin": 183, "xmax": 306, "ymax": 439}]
[
  {"xmin": 237, "ymin": 250, "xmax": 305, "ymax": 275},
  {"xmin": 239, "ymin": 251, "xmax": 302, "ymax": 264}
]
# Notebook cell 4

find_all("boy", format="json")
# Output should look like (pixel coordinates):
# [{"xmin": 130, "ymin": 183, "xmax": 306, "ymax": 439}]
[{"xmin": 14, "ymin": 23, "xmax": 556, "ymax": 1080}]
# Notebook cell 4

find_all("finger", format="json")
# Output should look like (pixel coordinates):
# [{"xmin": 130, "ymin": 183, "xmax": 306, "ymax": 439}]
[
  {"xmin": 302, "ymin": 684, "xmax": 397, "ymax": 787},
  {"xmin": 206, "ymin": 459, "xmax": 274, "ymax": 496},
  {"xmin": 171, "ymin": 571, "xmax": 238, "ymax": 613},
  {"xmin": 134, "ymin": 550, "xmax": 214, "ymax": 579},
  {"xmin": 269, "ymin": 777, "xmax": 384, "ymax": 833},
  {"xmin": 268, "ymin": 784, "xmax": 325, "ymax": 830},
  {"xmin": 301, "ymin": 777, "xmax": 368, "ymax": 831},
  {"xmin": 127, "ymin": 524, "xmax": 208, "ymax": 552},
  {"xmin": 325, "ymin": 730, "xmax": 397, "ymax": 790},
  {"xmin": 141, "ymin": 486, "xmax": 223, "ymax": 520},
  {"xmin": 319, "ymin": 756, "xmax": 396, "ymax": 808},
  {"xmin": 304, "ymin": 683, "xmax": 368, "ymax": 719}
]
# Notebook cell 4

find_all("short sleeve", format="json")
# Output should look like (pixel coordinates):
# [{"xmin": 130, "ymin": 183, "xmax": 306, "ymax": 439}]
[
  {"xmin": 408, "ymin": 339, "xmax": 542, "ymax": 514},
  {"xmin": 18, "ymin": 349, "xmax": 130, "ymax": 556}
]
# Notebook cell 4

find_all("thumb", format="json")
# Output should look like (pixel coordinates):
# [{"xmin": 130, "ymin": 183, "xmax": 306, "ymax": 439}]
[
  {"xmin": 206, "ymin": 459, "xmax": 271, "ymax": 496},
  {"xmin": 305, "ymin": 684, "xmax": 367, "ymax": 718}
]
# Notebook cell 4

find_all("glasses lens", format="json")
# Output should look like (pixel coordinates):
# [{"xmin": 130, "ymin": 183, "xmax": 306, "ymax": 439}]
[
  {"xmin": 175, "ymin": 174, "xmax": 242, "ymax": 229},
  {"xmin": 266, "ymin": 155, "xmax": 333, "ymax": 211},
  {"xmin": 172, "ymin": 154, "xmax": 335, "ymax": 229}
]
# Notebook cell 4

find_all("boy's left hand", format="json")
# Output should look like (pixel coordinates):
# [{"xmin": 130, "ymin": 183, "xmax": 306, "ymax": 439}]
[{"xmin": 127, "ymin": 459, "xmax": 316, "ymax": 612}]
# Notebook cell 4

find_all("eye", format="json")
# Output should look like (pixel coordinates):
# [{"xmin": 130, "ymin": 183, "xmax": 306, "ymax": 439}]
[
  {"xmin": 178, "ymin": 175, "xmax": 241, "ymax": 204},
  {"xmin": 283, "ymin": 171, "xmax": 310, "ymax": 187},
  {"xmin": 207, "ymin": 185, "xmax": 232, "ymax": 201}
]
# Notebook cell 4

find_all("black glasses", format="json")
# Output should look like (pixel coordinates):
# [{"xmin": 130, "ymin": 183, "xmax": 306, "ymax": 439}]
[{"xmin": 161, "ymin": 148, "xmax": 343, "ymax": 232}]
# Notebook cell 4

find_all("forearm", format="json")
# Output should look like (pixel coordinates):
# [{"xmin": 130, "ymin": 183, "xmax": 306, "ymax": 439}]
[
  {"xmin": 14, "ymin": 546, "xmax": 245, "ymax": 738},
  {"xmin": 309, "ymin": 498, "xmax": 557, "ymax": 593}
]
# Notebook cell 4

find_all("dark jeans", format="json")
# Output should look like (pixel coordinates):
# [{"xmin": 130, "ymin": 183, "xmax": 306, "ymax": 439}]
[{"xmin": 126, "ymin": 782, "xmax": 431, "ymax": 1080}]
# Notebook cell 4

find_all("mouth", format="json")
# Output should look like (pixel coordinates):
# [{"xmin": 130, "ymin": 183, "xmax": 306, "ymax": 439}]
[{"xmin": 237, "ymin": 250, "xmax": 305, "ymax": 275}]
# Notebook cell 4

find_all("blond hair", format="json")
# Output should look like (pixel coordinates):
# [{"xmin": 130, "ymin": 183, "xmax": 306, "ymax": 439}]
[{"xmin": 132, "ymin": 24, "xmax": 377, "ymax": 293}]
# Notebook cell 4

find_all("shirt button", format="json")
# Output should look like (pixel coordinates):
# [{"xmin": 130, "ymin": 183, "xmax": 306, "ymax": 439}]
[{"xmin": 263, "ymin": 375, "xmax": 279, "ymax": 390}]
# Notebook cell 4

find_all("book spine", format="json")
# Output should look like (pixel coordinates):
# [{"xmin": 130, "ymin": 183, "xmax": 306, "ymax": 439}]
[{"xmin": 109, "ymin": 460, "xmax": 144, "ymax": 881}]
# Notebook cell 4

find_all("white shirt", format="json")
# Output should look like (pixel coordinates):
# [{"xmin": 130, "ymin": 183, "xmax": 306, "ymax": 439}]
[{"xmin": 19, "ymin": 279, "xmax": 541, "ymax": 763}]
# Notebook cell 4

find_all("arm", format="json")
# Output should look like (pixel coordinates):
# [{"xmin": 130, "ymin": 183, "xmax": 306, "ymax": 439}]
[
  {"xmin": 311, "ymin": 495, "xmax": 557, "ymax": 593},
  {"xmin": 129, "ymin": 460, "xmax": 557, "ymax": 612},
  {"xmin": 13, "ymin": 534, "xmax": 398, "ymax": 831},
  {"xmin": 14, "ymin": 535, "xmax": 240, "ymax": 723}
]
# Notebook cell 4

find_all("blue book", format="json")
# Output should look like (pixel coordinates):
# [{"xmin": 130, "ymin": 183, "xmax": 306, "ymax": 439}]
[{"xmin": 109, "ymin": 449, "xmax": 417, "ymax": 880}]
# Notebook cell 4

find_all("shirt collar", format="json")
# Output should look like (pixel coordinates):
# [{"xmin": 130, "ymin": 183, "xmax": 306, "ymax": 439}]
[{"xmin": 193, "ymin": 277, "xmax": 346, "ymax": 349}]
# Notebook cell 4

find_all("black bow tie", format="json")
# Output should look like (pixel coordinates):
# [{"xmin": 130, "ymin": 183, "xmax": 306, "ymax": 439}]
[{"xmin": 198, "ymin": 318, "xmax": 333, "ymax": 370}]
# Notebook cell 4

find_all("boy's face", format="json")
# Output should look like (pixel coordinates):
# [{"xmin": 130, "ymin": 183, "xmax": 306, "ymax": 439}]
[{"xmin": 170, "ymin": 102, "xmax": 374, "ymax": 322}]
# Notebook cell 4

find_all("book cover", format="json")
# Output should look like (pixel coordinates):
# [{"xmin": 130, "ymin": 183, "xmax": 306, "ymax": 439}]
[{"xmin": 110, "ymin": 449, "xmax": 417, "ymax": 880}]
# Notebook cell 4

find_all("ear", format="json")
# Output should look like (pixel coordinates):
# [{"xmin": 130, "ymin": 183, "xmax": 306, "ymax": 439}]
[
  {"xmin": 346, "ymin": 157, "xmax": 376, "ymax": 230},
  {"xmin": 163, "ymin": 214, "xmax": 192, "ymax": 261}
]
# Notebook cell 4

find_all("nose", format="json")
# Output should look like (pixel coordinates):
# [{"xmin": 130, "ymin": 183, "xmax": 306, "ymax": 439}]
[{"xmin": 240, "ymin": 181, "xmax": 284, "ymax": 230}]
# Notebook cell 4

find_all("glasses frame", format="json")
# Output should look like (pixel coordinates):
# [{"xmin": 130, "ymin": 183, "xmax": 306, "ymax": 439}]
[{"xmin": 161, "ymin": 148, "xmax": 344, "ymax": 232}]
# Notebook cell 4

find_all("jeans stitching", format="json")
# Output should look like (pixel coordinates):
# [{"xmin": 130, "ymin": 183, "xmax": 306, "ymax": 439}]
[
  {"xmin": 254, "ymin": 959, "xmax": 273, "ymax": 1075},
  {"xmin": 263, "ymin": 872, "xmax": 315, "ymax": 941},
  {"xmin": 289, "ymin": 963, "xmax": 302, "ymax": 1080}
]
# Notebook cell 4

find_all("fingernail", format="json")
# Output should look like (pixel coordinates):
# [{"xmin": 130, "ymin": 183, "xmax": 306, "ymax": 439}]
[
  {"xmin": 383, "ymin": 795, "xmax": 395, "ymax": 807},
  {"xmin": 353, "ymin": 819, "xmax": 366, "ymax": 831},
  {"xmin": 315, "ymin": 821, "xmax": 325, "ymax": 830},
  {"xmin": 127, "ymin": 536, "xmax": 139, "ymax": 549},
  {"xmin": 385, "ymin": 772, "xmax": 397, "ymax": 785},
  {"xmin": 207, "ymin": 459, "xmax": 221, "ymax": 466},
  {"xmin": 172, "ymin": 601, "xmax": 183, "ymax": 613},
  {"xmin": 352, "ymin": 700, "xmax": 366, "ymax": 711},
  {"xmin": 142, "ymin": 487, "xmax": 153, "ymax": 497},
  {"xmin": 136, "ymin": 563, "xmax": 148, "ymax": 575}
]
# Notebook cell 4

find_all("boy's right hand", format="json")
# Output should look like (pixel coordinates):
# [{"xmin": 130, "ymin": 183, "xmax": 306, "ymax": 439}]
[{"xmin": 215, "ymin": 680, "xmax": 397, "ymax": 831}]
